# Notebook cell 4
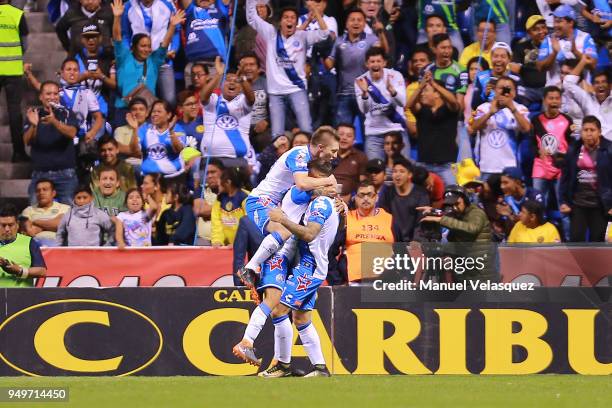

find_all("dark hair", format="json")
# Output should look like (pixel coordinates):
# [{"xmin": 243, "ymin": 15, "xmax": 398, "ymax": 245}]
[
  {"xmin": 432, "ymin": 33, "xmax": 451, "ymax": 48},
  {"xmin": 98, "ymin": 165, "xmax": 119, "ymax": 179},
  {"xmin": 124, "ymin": 187, "xmax": 144, "ymax": 205},
  {"xmin": 543, "ymin": 86, "xmax": 562, "ymax": 99},
  {"xmin": 191, "ymin": 62, "xmax": 209, "ymax": 75},
  {"xmin": 149, "ymin": 100, "xmax": 174, "ymax": 121},
  {"xmin": 582, "ymin": 115, "xmax": 602, "ymax": 130},
  {"xmin": 0, "ymin": 203, "xmax": 19, "ymax": 220},
  {"xmin": 411, "ymin": 48, "xmax": 433, "ymax": 62},
  {"xmin": 384, "ymin": 131, "xmax": 403, "ymax": 145},
  {"xmin": 279, "ymin": 6, "xmax": 298, "ymax": 19},
  {"xmin": 357, "ymin": 179, "xmax": 375, "ymax": 190},
  {"xmin": 522, "ymin": 199, "xmax": 545, "ymax": 226},
  {"xmin": 36, "ymin": 178, "xmax": 56, "ymax": 191},
  {"xmin": 411, "ymin": 165, "xmax": 429, "ymax": 186},
  {"xmin": 131, "ymin": 33, "xmax": 150, "ymax": 53},
  {"xmin": 177, "ymin": 90, "xmax": 196, "ymax": 107},
  {"xmin": 128, "ymin": 97, "xmax": 148, "ymax": 110},
  {"xmin": 307, "ymin": 158, "xmax": 333, "ymax": 177},
  {"xmin": 39, "ymin": 80, "xmax": 60, "ymax": 94},
  {"xmin": 207, "ymin": 157, "xmax": 225, "ymax": 171},
  {"xmin": 467, "ymin": 56, "xmax": 490, "ymax": 72},
  {"xmin": 496, "ymin": 75, "xmax": 517, "ymax": 90},
  {"xmin": 560, "ymin": 58, "xmax": 579, "ymax": 69},
  {"xmin": 239, "ymin": 52, "xmax": 260, "ymax": 67},
  {"xmin": 61, "ymin": 57, "xmax": 79, "ymax": 70},
  {"xmin": 97, "ymin": 134, "xmax": 118, "ymax": 150},
  {"xmin": 345, "ymin": 7, "xmax": 366, "ymax": 21},
  {"xmin": 393, "ymin": 156, "xmax": 414, "ymax": 173},
  {"xmin": 221, "ymin": 167, "xmax": 244, "ymax": 190},
  {"xmin": 292, "ymin": 130, "xmax": 311, "ymax": 145},
  {"xmin": 311, "ymin": 125, "xmax": 339, "ymax": 145},
  {"xmin": 74, "ymin": 184, "xmax": 93, "ymax": 197},
  {"xmin": 478, "ymin": 18, "xmax": 496, "ymax": 28},
  {"xmin": 424, "ymin": 13, "xmax": 446, "ymax": 27},
  {"xmin": 336, "ymin": 123, "xmax": 355, "ymax": 132},
  {"xmin": 593, "ymin": 69, "xmax": 611, "ymax": 83},
  {"xmin": 166, "ymin": 183, "xmax": 193, "ymax": 206},
  {"xmin": 365, "ymin": 46, "xmax": 386, "ymax": 61}
]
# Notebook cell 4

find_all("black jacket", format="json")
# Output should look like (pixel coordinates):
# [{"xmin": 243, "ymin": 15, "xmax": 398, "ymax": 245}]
[
  {"xmin": 55, "ymin": 4, "xmax": 113, "ymax": 53},
  {"xmin": 560, "ymin": 138, "xmax": 612, "ymax": 211}
]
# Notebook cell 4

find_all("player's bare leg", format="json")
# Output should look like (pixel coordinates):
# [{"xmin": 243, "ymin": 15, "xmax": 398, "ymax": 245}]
[
  {"xmin": 294, "ymin": 310, "xmax": 330, "ymax": 377},
  {"xmin": 259, "ymin": 303, "xmax": 293, "ymax": 378},
  {"xmin": 239, "ymin": 221, "xmax": 293, "ymax": 304},
  {"xmin": 233, "ymin": 288, "xmax": 283, "ymax": 367}
]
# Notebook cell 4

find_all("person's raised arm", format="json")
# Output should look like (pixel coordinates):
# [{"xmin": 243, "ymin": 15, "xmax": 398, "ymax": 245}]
[
  {"xmin": 246, "ymin": 0, "xmax": 274, "ymax": 36},
  {"xmin": 23, "ymin": 63, "xmax": 41, "ymax": 91},
  {"xmin": 431, "ymin": 79, "xmax": 460, "ymax": 111},
  {"xmin": 269, "ymin": 208, "xmax": 323, "ymax": 242},
  {"xmin": 471, "ymin": 101, "xmax": 497, "ymax": 132},
  {"xmin": 161, "ymin": 9, "xmax": 185, "ymax": 50},
  {"xmin": 200, "ymin": 56, "xmax": 224, "ymax": 105},
  {"xmin": 406, "ymin": 72, "xmax": 429, "ymax": 112},
  {"xmin": 23, "ymin": 108, "xmax": 39, "ymax": 146},
  {"xmin": 126, "ymin": 113, "xmax": 143, "ymax": 158},
  {"xmin": 42, "ymin": 110, "xmax": 77, "ymax": 139},
  {"xmin": 536, "ymin": 35, "xmax": 559, "ymax": 72},
  {"xmin": 111, "ymin": 0, "xmax": 124, "ymax": 42},
  {"xmin": 239, "ymin": 72, "xmax": 256, "ymax": 106}
]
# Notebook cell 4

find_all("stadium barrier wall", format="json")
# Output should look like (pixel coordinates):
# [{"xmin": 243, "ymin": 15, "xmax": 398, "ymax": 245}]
[
  {"xmin": 0, "ymin": 287, "xmax": 609, "ymax": 376},
  {"xmin": 36, "ymin": 246, "xmax": 612, "ymax": 288}
]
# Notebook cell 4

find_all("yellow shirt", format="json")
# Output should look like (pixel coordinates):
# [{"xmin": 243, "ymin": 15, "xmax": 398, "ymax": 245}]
[
  {"xmin": 21, "ymin": 202, "xmax": 70, "ymax": 241},
  {"xmin": 404, "ymin": 82, "xmax": 419, "ymax": 124},
  {"xmin": 606, "ymin": 222, "xmax": 612, "ymax": 243},
  {"xmin": 508, "ymin": 222, "xmax": 561, "ymax": 244},
  {"xmin": 459, "ymin": 42, "xmax": 492, "ymax": 70}
]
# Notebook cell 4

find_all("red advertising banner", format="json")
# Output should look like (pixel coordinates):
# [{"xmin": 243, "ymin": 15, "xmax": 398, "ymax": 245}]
[{"xmin": 37, "ymin": 246, "xmax": 612, "ymax": 288}]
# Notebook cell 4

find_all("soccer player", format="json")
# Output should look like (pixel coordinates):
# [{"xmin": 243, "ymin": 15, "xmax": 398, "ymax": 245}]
[
  {"xmin": 237, "ymin": 127, "xmax": 339, "ymax": 300},
  {"xmin": 260, "ymin": 178, "xmax": 341, "ymax": 377},
  {"xmin": 232, "ymin": 159, "xmax": 335, "ymax": 367}
]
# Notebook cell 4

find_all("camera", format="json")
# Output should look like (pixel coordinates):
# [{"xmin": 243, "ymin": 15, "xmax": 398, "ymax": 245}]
[{"xmin": 419, "ymin": 205, "xmax": 456, "ymax": 242}]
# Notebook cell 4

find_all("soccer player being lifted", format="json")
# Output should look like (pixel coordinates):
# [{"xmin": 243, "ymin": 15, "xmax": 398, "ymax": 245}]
[{"xmin": 233, "ymin": 158, "xmax": 338, "ymax": 367}]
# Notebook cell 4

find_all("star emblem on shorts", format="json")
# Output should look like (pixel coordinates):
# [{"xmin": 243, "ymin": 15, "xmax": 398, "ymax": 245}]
[
  {"xmin": 267, "ymin": 256, "xmax": 284, "ymax": 271},
  {"xmin": 296, "ymin": 275, "xmax": 313, "ymax": 292}
]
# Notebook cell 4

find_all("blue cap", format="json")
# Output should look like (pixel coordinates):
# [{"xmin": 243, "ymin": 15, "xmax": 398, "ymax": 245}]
[
  {"xmin": 552, "ymin": 5, "xmax": 576, "ymax": 20},
  {"xmin": 502, "ymin": 167, "xmax": 523, "ymax": 181}
]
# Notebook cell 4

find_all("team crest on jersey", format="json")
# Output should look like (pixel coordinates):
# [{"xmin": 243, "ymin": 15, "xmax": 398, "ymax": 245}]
[
  {"xmin": 424, "ymin": 4, "xmax": 434, "ymax": 14},
  {"xmin": 267, "ymin": 255, "xmax": 284, "ymax": 271},
  {"xmin": 275, "ymin": 273, "xmax": 284, "ymax": 284},
  {"xmin": 147, "ymin": 143, "xmax": 168, "ymax": 160},
  {"xmin": 541, "ymin": 133, "xmax": 559, "ymax": 154},
  {"xmin": 196, "ymin": 125, "xmax": 204, "ymax": 133},
  {"xmin": 357, "ymin": 40, "xmax": 366, "ymax": 48},
  {"xmin": 216, "ymin": 114, "xmax": 238, "ymax": 130},
  {"xmin": 487, "ymin": 129, "xmax": 507, "ymax": 149},
  {"xmin": 296, "ymin": 275, "xmax": 313, "ymax": 291},
  {"xmin": 445, "ymin": 75, "xmax": 456, "ymax": 87},
  {"xmin": 257, "ymin": 196, "xmax": 272, "ymax": 207}
]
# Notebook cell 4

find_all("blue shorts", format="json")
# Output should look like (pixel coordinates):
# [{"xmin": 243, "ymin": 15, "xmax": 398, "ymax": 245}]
[
  {"xmin": 246, "ymin": 195, "xmax": 278, "ymax": 235},
  {"xmin": 257, "ymin": 254, "xmax": 289, "ymax": 291},
  {"xmin": 280, "ymin": 259, "xmax": 324, "ymax": 311}
]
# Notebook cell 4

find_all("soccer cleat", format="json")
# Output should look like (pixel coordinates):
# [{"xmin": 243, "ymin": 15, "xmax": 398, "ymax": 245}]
[
  {"xmin": 237, "ymin": 267, "xmax": 260, "ymax": 304},
  {"xmin": 232, "ymin": 340, "xmax": 261, "ymax": 367},
  {"xmin": 304, "ymin": 365, "xmax": 331, "ymax": 377},
  {"xmin": 258, "ymin": 362, "xmax": 293, "ymax": 378}
]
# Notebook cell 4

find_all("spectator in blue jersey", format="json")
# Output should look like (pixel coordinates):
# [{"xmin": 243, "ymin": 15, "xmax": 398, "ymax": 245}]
[
  {"xmin": 471, "ymin": 42, "xmax": 526, "ymax": 109},
  {"xmin": 246, "ymin": 0, "xmax": 330, "ymax": 138},
  {"xmin": 416, "ymin": 0, "xmax": 467, "ymax": 53},
  {"xmin": 471, "ymin": 0, "xmax": 513, "ymax": 45},
  {"xmin": 176, "ymin": 90, "xmax": 204, "ymax": 150},
  {"xmin": 120, "ymin": 0, "xmax": 182, "ymax": 105},
  {"xmin": 325, "ymin": 7, "xmax": 388, "ymax": 126},
  {"xmin": 579, "ymin": 0, "xmax": 612, "ymax": 61},
  {"xmin": 200, "ymin": 57, "xmax": 256, "ymax": 169},
  {"xmin": 111, "ymin": 0, "xmax": 183, "ymax": 126},
  {"xmin": 299, "ymin": 0, "xmax": 338, "ymax": 128},
  {"xmin": 181, "ymin": 0, "xmax": 230, "ymax": 76},
  {"xmin": 537, "ymin": 5, "xmax": 598, "ymax": 86},
  {"xmin": 128, "ymin": 99, "xmax": 186, "ymax": 176}
]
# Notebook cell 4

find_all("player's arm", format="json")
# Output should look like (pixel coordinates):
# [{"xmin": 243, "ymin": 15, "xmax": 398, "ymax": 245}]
[
  {"xmin": 269, "ymin": 208, "xmax": 322, "ymax": 242},
  {"xmin": 293, "ymin": 172, "xmax": 335, "ymax": 191}
]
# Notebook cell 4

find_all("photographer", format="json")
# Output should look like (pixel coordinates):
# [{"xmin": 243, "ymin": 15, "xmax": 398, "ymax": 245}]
[
  {"xmin": 0, "ymin": 204, "xmax": 47, "ymax": 288},
  {"xmin": 418, "ymin": 185, "xmax": 496, "ymax": 282}
]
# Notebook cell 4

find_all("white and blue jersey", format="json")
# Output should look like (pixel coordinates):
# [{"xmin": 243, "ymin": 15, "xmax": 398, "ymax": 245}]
[
  {"xmin": 538, "ymin": 29, "xmax": 597, "ymax": 85},
  {"xmin": 139, "ymin": 123, "xmax": 186, "ymax": 175},
  {"xmin": 184, "ymin": 0, "xmax": 228, "ymax": 62},
  {"xmin": 201, "ymin": 93, "xmax": 252, "ymax": 158},
  {"xmin": 280, "ymin": 196, "xmax": 339, "ymax": 311},
  {"xmin": 122, "ymin": 0, "xmax": 180, "ymax": 54}
]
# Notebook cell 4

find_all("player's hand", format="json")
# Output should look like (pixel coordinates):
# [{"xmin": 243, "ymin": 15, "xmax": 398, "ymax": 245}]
[
  {"xmin": 268, "ymin": 208, "xmax": 286, "ymax": 223},
  {"xmin": 334, "ymin": 196, "xmax": 347, "ymax": 216}
]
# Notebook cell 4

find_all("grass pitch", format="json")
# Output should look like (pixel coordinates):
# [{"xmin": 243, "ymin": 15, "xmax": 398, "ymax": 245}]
[{"xmin": 0, "ymin": 375, "xmax": 610, "ymax": 408}]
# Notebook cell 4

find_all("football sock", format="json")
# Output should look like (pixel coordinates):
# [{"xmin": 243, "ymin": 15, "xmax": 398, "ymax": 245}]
[
  {"xmin": 245, "ymin": 232, "xmax": 284, "ymax": 272},
  {"xmin": 297, "ymin": 321, "xmax": 325, "ymax": 366},
  {"xmin": 243, "ymin": 303, "xmax": 272, "ymax": 343},
  {"xmin": 272, "ymin": 314, "xmax": 292, "ymax": 364}
]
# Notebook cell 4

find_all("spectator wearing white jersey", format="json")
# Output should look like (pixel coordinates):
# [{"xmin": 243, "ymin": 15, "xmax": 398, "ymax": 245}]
[
  {"xmin": 355, "ymin": 46, "xmax": 408, "ymax": 161},
  {"xmin": 246, "ymin": 0, "xmax": 330, "ymax": 138},
  {"xmin": 200, "ymin": 57, "xmax": 256, "ymax": 169}
]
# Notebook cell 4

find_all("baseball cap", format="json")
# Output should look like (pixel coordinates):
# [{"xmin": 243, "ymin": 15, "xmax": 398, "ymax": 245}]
[
  {"xmin": 366, "ymin": 159, "xmax": 385, "ymax": 173},
  {"xmin": 491, "ymin": 42, "xmax": 512, "ymax": 57},
  {"xmin": 82, "ymin": 23, "xmax": 101, "ymax": 36},
  {"xmin": 552, "ymin": 5, "xmax": 576, "ymax": 20},
  {"xmin": 525, "ymin": 14, "xmax": 546, "ymax": 31},
  {"xmin": 453, "ymin": 158, "xmax": 484, "ymax": 187},
  {"xmin": 501, "ymin": 166, "xmax": 523, "ymax": 181}
]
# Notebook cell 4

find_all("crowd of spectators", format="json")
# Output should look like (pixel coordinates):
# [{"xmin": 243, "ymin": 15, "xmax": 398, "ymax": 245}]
[{"xmin": 2, "ymin": 0, "xmax": 612, "ymax": 285}]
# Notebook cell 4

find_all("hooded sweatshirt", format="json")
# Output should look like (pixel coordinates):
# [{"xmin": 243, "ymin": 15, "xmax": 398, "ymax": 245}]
[{"xmin": 56, "ymin": 201, "xmax": 114, "ymax": 246}]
